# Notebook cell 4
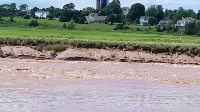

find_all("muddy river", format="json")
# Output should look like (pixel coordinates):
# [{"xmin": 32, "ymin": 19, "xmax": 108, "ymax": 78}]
[{"xmin": 0, "ymin": 59, "xmax": 200, "ymax": 112}]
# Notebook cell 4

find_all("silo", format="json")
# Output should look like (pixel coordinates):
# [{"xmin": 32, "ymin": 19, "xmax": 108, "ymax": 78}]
[
  {"xmin": 101, "ymin": 0, "xmax": 108, "ymax": 9},
  {"xmin": 96, "ymin": 0, "xmax": 101, "ymax": 10}
]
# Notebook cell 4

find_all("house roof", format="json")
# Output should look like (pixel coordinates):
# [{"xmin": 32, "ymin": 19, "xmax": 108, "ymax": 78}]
[
  {"xmin": 95, "ymin": 16, "xmax": 107, "ymax": 21},
  {"xmin": 88, "ymin": 13, "xmax": 98, "ymax": 17},
  {"xmin": 159, "ymin": 17, "xmax": 172, "ymax": 24},
  {"xmin": 35, "ymin": 9, "xmax": 49, "ymax": 13}
]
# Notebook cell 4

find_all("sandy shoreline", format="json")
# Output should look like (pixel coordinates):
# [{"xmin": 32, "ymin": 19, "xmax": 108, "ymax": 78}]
[{"xmin": 0, "ymin": 58, "xmax": 200, "ymax": 85}]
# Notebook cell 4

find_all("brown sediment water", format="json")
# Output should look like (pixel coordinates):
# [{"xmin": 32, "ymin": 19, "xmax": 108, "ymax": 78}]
[{"xmin": 0, "ymin": 58, "xmax": 200, "ymax": 111}]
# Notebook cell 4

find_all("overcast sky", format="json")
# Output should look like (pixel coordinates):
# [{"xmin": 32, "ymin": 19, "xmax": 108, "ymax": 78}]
[{"xmin": 0, "ymin": 0, "xmax": 199, "ymax": 12}]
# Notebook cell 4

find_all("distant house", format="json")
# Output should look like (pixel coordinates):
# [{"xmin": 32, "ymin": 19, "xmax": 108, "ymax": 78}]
[
  {"xmin": 159, "ymin": 17, "xmax": 172, "ymax": 27},
  {"xmin": 35, "ymin": 10, "xmax": 49, "ymax": 18},
  {"xmin": 122, "ymin": 10, "xmax": 129, "ymax": 21},
  {"xmin": 175, "ymin": 17, "xmax": 198, "ymax": 28},
  {"xmin": 140, "ymin": 16, "xmax": 149, "ymax": 25},
  {"xmin": 85, "ymin": 13, "xmax": 107, "ymax": 23}
]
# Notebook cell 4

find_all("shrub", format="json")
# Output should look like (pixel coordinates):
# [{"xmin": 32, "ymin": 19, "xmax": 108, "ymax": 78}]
[
  {"xmin": 28, "ymin": 20, "xmax": 39, "ymax": 27},
  {"xmin": 63, "ymin": 23, "xmax": 66, "ymax": 28},
  {"xmin": 10, "ymin": 16, "xmax": 14, "ymax": 22},
  {"xmin": 78, "ymin": 16, "xmax": 86, "ymax": 24},
  {"xmin": 184, "ymin": 22, "xmax": 198, "ymax": 35},
  {"xmin": 134, "ymin": 18, "xmax": 140, "ymax": 25},
  {"xmin": 43, "ymin": 44, "xmax": 67, "ymax": 52},
  {"xmin": 162, "ymin": 26, "xmax": 166, "ymax": 31},
  {"xmin": 24, "ymin": 15, "xmax": 31, "ymax": 19},
  {"xmin": 173, "ymin": 27, "xmax": 179, "ymax": 32},
  {"xmin": 47, "ymin": 14, "xmax": 54, "ymax": 20},
  {"xmin": 156, "ymin": 26, "xmax": 162, "ymax": 32},
  {"xmin": 66, "ymin": 20, "xmax": 76, "ymax": 30},
  {"xmin": 114, "ymin": 24, "xmax": 130, "ymax": 30}
]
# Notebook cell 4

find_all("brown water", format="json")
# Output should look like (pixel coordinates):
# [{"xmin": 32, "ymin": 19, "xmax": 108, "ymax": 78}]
[
  {"xmin": 0, "ymin": 58, "xmax": 200, "ymax": 112},
  {"xmin": 0, "ymin": 78, "xmax": 200, "ymax": 112}
]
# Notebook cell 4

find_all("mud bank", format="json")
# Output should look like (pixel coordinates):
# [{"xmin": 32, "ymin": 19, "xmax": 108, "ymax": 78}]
[{"xmin": 0, "ymin": 46, "xmax": 200, "ymax": 65}]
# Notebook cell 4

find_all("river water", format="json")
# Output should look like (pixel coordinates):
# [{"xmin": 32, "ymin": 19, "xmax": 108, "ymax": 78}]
[{"xmin": 0, "ymin": 78, "xmax": 200, "ymax": 112}]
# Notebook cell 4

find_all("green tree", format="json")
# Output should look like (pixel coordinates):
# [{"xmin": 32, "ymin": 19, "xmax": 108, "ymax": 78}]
[
  {"xmin": 59, "ymin": 3, "xmax": 75, "ymax": 22},
  {"xmin": 104, "ymin": 0, "xmax": 122, "ymax": 16},
  {"xmin": 19, "ymin": 4, "xmax": 28, "ymax": 11},
  {"xmin": 184, "ymin": 22, "xmax": 198, "ymax": 35},
  {"xmin": 164, "ymin": 9, "xmax": 176, "ymax": 20},
  {"xmin": 134, "ymin": 18, "xmax": 140, "ymax": 24},
  {"xmin": 128, "ymin": 3, "xmax": 145, "ymax": 22},
  {"xmin": 146, "ymin": 5, "xmax": 164, "ymax": 21},
  {"xmin": 173, "ymin": 7, "xmax": 187, "ymax": 22},
  {"xmin": 9, "ymin": 3, "xmax": 17, "ymax": 15},
  {"xmin": 115, "ymin": 14, "xmax": 122, "ymax": 23},
  {"xmin": 186, "ymin": 9, "xmax": 197, "ymax": 19},
  {"xmin": 30, "ymin": 7, "xmax": 39, "ymax": 17},
  {"xmin": 106, "ymin": 14, "xmax": 116, "ymax": 24},
  {"xmin": 78, "ymin": 16, "xmax": 87, "ymax": 24},
  {"xmin": 148, "ymin": 17, "xmax": 158, "ymax": 25},
  {"xmin": 81, "ymin": 7, "xmax": 96, "ymax": 16},
  {"xmin": 197, "ymin": 10, "xmax": 200, "ymax": 20}
]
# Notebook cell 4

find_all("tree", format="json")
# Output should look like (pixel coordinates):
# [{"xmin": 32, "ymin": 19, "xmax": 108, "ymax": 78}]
[
  {"xmin": 19, "ymin": 4, "xmax": 28, "ymax": 11},
  {"xmin": 72, "ymin": 10, "xmax": 82, "ymax": 23},
  {"xmin": 104, "ymin": 0, "xmax": 122, "ymax": 16},
  {"xmin": 184, "ymin": 22, "xmax": 198, "ymax": 35},
  {"xmin": 134, "ymin": 18, "xmax": 140, "ymax": 24},
  {"xmin": 148, "ymin": 17, "xmax": 158, "ymax": 26},
  {"xmin": 9, "ymin": 3, "xmax": 17, "ymax": 12},
  {"xmin": 81, "ymin": 7, "xmax": 96, "ymax": 16},
  {"xmin": 197, "ymin": 10, "xmax": 200, "ymax": 20},
  {"xmin": 186, "ymin": 9, "xmax": 197, "ymax": 19},
  {"xmin": 146, "ymin": 5, "xmax": 164, "ymax": 21},
  {"xmin": 30, "ymin": 7, "xmax": 39, "ymax": 17},
  {"xmin": 47, "ymin": 6, "xmax": 55, "ymax": 19},
  {"xmin": 115, "ymin": 14, "xmax": 122, "ymax": 23},
  {"xmin": 59, "ymin": 3, "xmax": 75, "ymax": 22},
  {"xmin": 155, "ymin": 5, "xmax": 164, "ymax": 21},
  {"xmin": 127, "ymin": 3, "xmax": 145, "ymax": 22},
  {"xmin": 164, "ymin": 9, "xmax": 176, "ymax": 20},
  {"xmin": 78, "ymin": 16, "xmax": 86, "ymax": 24},
  {"xmin": 106, "ymin": 14, "xmax": 116, "ymax": 24},
  {"xmin": 18, "ymin": 4, "xmax": 28, "ymax": 16},
  {"xmin": 173, "ymin": 7, "xmax": 187, "ymax": 22}
]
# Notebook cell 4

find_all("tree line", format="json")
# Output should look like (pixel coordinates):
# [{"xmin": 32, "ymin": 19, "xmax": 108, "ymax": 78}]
[{"xmin": 1, "ymin": 1, "xmax": 200, "ymax": 26}]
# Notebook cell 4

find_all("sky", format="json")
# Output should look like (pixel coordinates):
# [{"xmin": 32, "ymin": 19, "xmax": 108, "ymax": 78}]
[{"xmin": 0, "ymin": 0, "xmax": 199, "ymax": 12}]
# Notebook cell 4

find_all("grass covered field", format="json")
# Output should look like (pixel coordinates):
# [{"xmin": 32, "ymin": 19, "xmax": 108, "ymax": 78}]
[
  {"xmin": 0, "ymin": 17, "xmax": 200, "ymax": 54},
  {"xmin": 0, "ymin": 27, "xmax": 198, "ymax": 45}
]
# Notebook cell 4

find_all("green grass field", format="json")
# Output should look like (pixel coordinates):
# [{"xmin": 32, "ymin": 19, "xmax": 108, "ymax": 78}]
[{"xmin": 0, "ymin": 16, "xmax": 200, "ymax": 53}]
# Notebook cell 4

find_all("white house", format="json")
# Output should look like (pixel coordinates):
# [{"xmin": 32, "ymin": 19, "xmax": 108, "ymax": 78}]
[
  {"xmin": 175, "ymin": 17, "xmax": 197, "ymax": 28},
  {"xmin": 140, "ymin": 16, "xmax": 149, "ymax": 25},
  {"xmin": 85, "ymin": 13, "xmax": 107, "ymax": 23},
  {"xmin": 35, "ymin": 10, "xmax": 49, "ymax": 18}
]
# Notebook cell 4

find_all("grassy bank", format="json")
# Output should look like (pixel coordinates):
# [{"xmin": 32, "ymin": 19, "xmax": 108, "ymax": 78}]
[{"xmin": 0, "ymin": 17, "xmax": 200, "ymax": 55}]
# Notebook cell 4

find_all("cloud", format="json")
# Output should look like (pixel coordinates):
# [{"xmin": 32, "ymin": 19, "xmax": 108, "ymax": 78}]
[{"xmin": 0, "ymin": 0, "xmax": 199, "ymax": 12}]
